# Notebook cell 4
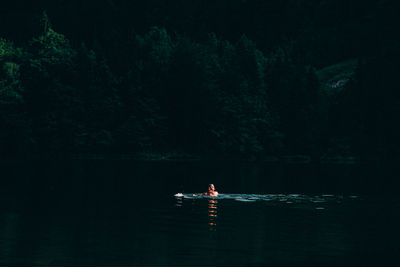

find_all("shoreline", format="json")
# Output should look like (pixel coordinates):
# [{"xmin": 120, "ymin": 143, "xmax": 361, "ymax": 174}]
[{"xmin": 1, "ymin": 152, "xmax": 361, "ymax": 164}]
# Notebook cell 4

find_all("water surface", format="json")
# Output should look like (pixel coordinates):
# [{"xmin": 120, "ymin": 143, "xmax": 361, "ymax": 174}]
[{"xmin": 0, "ymin": 160, "xmax": 399, "ymax": 266}]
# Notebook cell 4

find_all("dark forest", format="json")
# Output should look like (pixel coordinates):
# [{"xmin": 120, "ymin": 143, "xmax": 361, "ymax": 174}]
[{"xmin": 1, "ymin": 0, "xmax": 399, "ymax": 161}]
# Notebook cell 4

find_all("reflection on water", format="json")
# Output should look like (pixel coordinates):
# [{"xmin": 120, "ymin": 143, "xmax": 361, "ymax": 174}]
[
  {"xmin": 208, "ymin": 199, "xmax": 218, "ymax": 228},
  {"xmin": 175, "ymin": 196, "xmax": 183, "ymax": 207}
]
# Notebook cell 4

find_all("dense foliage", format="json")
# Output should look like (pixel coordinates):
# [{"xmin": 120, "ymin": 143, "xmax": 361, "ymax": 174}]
[{"xmin": 0, "ymin": 0, "xmax": 399, "ymax": 160}]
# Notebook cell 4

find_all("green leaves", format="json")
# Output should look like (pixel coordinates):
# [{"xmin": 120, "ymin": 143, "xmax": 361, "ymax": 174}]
[{"xmin": 0, "ymin": 23, "xmax": 320, "ymax": 158}]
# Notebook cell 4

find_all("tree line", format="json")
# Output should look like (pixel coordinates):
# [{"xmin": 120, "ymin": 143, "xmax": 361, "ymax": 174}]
[{"xmin": 1, "ymin": 0, "xmax": 399, "ymax": 160}]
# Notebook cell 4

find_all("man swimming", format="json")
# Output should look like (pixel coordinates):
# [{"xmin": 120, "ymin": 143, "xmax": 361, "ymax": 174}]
[{"xmin": 203, "ymin": 184, "xmax": 219, "ymax": 197}]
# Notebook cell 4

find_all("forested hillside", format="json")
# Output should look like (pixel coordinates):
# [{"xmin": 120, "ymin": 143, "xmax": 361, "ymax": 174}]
[{"xmin": 0, "ymin": 0, "xmax": 399, "ymax": 160}]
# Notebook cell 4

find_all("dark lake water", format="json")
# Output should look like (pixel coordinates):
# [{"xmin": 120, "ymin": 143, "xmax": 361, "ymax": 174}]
[{"xmin": 0, "ymin": 160, "xmax": 399, "ymax": 266}]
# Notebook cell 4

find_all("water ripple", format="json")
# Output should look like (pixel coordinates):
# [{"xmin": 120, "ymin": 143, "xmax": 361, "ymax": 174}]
[{"xmin": 174, "ymin": 193, "xmax": 358, "ymax": 206}]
